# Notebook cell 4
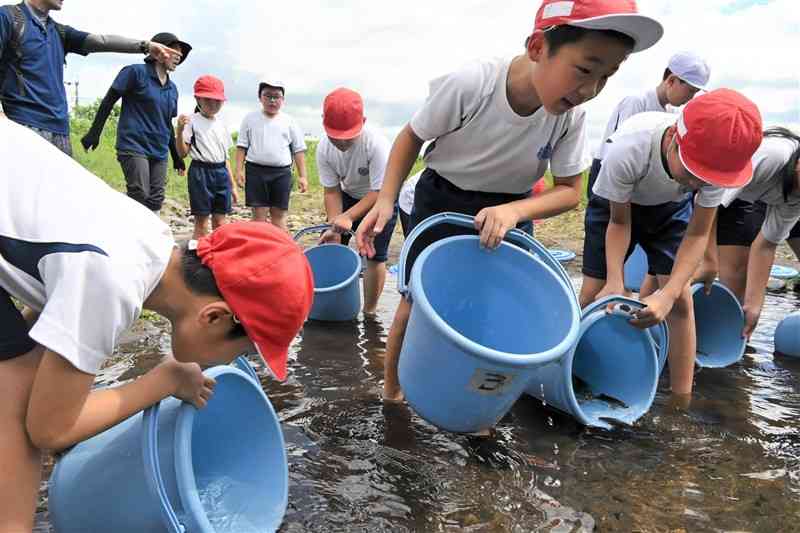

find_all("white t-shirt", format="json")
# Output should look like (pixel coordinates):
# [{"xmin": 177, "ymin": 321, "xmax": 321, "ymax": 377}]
[
  {"xmin": 593, "ymin": 112, "xmax": 724, "ymax": 208},
  {"xmin": 593, "ymin": 88, "xmax": 673, "ymax": 160},
  {"xmin": 237, "ymin": 111, "xmax": 306, "ymax": 167},
  {"xmin": 399, "ymin": 171, "xmax": 422, "ymax": 215},
  {"xmin": 316, "ymin": 125, "xmax": 391, "ymax": 199},
  {"xmin": 722, "ymin": 135, "xmax": 800, "ymax": 243},
  {"xmin": 0, "ymin": 119, "xmax": 175, "ymax": 374},
  {"xmin": 410, "ymin": 57, "xmax": 590, "ymax": 195},
  {"xmin": 182, "ymin": 112, "xmax": 233, "ymax": 164}
]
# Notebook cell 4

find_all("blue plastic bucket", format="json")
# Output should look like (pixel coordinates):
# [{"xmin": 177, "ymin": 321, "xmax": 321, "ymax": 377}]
[
  {"xmin": 49, "ymin": 366, "xmax": 288, "ymax": 533},
  {"xmin": 232, "ymin": 354, "xmax": 260, "ymax": 383},
  {"xmin": 623, "ymin": 245, "xmax": 648, "ymax": 292},
  {"xmin": 771, "ymin": 264, "xmax": 799, "ymax": 280},
  {"xmin": 691, "ymin": 281, "xmax": 746, "ymax": 368},
  {"xmin": 775, "ymin": 312, "xmax": 800, "ymax": 357},
  {"xmin": 295, "ymin": 224, "xmax": 362, "ymax": 322},
  {"xmin": 396, "ymin": 213, "xmax": 581, "ymax": 433},
  {"xmin": 524, "ymin": 296, "xmax": 667, "ymax": 429}
]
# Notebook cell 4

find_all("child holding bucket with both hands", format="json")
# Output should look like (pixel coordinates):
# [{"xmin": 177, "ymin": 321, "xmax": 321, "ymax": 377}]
[
  {"xmin": 580, "ymin": 89, "xmax": 763, "ymax": 400},
  {"xmin": 697, "ymin": 127, "xmax": 800, "ymax": 339},
  {"xmin": 356, "ymin": 0, "xmax": 665, "ymax": 403},
  {"xmin": 0, "ymin": 118, "xmax": 313, "ymax": 532},
  {"xmin": 176, "ymin": 75, "xmax": 239, "ymax": 239}
]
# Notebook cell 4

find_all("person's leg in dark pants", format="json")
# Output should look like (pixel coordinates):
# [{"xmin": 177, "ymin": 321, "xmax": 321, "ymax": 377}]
[
  {"xmin": 118, "ymin": 154, "xmax": 151, "ymax": 208},
  {"xmin": 146, "ymin": 158, "xmax": 168, "ymax": 213}
]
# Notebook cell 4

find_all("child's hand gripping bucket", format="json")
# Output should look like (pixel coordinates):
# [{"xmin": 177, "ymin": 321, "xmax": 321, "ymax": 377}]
[
  {"xmin": 524, "ymin": 296, "xmax": 668, "ymax": 429},
  {"xmin": 396, "ymin": 212, "xmax": 581, "ymax": 433},
  {"xmin": 294, "ymin": 224, "xmax": 362, "ymax": 322},
  {"xmin": 691, "ymin": 281, "xmax": 746, "ymax": 368},
  {"xmin": 48, "ymin": 366, "xmax": 288, "ymax": 533}
]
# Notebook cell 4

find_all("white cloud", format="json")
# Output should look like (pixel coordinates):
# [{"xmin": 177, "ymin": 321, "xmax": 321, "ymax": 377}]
[{"xmin": 62, "ymin": 0, "xmax": 799, "ymax": 146}]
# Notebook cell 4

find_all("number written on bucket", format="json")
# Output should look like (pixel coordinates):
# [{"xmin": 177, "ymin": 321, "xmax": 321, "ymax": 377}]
[{"xmin": 469, "ymin": 369, "xmax": 515, "ymax": 395}]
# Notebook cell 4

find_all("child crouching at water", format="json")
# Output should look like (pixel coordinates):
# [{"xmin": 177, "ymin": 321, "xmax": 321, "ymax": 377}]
[
  {"xmin": 0, "ymin": 118, "xmax": 313, "ymax": 532},
  {"xmin": 176, "ymin": 75, "xmax": 239, "ymax": 239}
]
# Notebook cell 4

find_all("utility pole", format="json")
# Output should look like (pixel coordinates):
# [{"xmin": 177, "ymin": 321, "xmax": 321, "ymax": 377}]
[{"xmin": 64, "ymin": 80, "xmax": 79, "ymax": 109}]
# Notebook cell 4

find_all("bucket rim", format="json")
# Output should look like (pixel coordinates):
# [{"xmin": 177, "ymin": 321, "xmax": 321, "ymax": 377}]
[
  {"xmin": 410, "ymin": 235, "xmax": 581, "ymax": 368},
  {"xmin": 562, "ymin": 295, "xmax": 660, "ymax": 427},
  {"xmin": 172, "ymin": 365, "xmax": 289, "ymax": 532},
  {"xmin": 304, "ymin": 243, "xmax": 362, "ymax": 294},
  {"xmin": 690, "ymin": 281, "xmax": 746, "ymax": 368}
]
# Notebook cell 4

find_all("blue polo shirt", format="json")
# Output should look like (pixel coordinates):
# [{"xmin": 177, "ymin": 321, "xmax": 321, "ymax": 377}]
[
  {"xmin": 0, "ymin": 4, "xmax": 88, "ymax": 135},
  {"xmin": 112, "ymin": 61, "xmax": 178, "ymax": 160}
]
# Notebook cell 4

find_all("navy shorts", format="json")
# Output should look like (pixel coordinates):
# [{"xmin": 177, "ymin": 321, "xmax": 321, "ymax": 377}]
[
  {"xmin": 403, "ymin": 168, "xmax": 533, "ymax": 281},
  {"xmin": 582, "ymin": 194, "xmax": 693, "ymax": 279},
  {"xmin": 188, "ymin": 161, "xmax": 232, "ymax": 216},
  {"xmin": 789, "ymin": 219, "xmax": 800, "ymax": 240},
  {"xmin": 585, "ymin": 158, "xmax": 602, "ymax": 202},
  {"xmin": 339, "ymin": 191, "xmax": 397, "ymax": 263},
  {"xmin": 399, "ymin": 209, "xmax": 412, "ymax": 238},
  {"xmin": 245, "ymin": 162, "xmax": 292, "ymax": 210},
  {"xmin": 717, "ymin": 199, "xmax": 767, "ymax": 247},
  {"xmin": 0, "ymin": 287, "xmax": 36, "ymax": 361}
]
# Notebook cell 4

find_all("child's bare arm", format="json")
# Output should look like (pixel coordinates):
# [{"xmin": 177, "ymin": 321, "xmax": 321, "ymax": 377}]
[
  {"xmin": 355, "ymin": 125, "xmax": 422, "ymax": 257},
  {"xmin": 25, "ymin": 351, "xmax": 213, "ymax": 451},
  {"xmin": 175, "ymin": 115, "xmax": 191, "ymax": 159},
  {"xmin": 602, "ymin": 200, "xmax": 632, "ymax": 293}
]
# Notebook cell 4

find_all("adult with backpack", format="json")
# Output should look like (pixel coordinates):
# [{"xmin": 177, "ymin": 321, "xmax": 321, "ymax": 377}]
[{"xmin": 0, "ymin": 0, "xmax": 181, "ymax": 156}]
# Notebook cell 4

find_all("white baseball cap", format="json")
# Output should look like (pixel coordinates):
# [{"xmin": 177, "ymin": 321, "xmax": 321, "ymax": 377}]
[
  {"xmin": 258, "ymin": 79, "xmax": 286, "ymax": 95},
  {"xmin": 667, "ymin": 51, "xmax": 711, "ymax": 90}
]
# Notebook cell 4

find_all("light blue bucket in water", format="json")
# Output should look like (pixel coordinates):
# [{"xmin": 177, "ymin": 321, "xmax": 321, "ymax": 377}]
[
  {"xmin": 691, "ymin": 281, "xmax": 746, "ymax": 368},
  {"xmin": 775, "ymin": 312, "xmax": 800, "ymax": 357},
  {"xmin": 232, "ymin": 354, "xmax": 260, "ymax": 383},
  {"xmin": 524, "ymin": 296, "xmax": 668, "ymax": 429},
  {"xmin": 396, "ymin": 213, "xmax": 581, "ymax": 433},
  {"xmin": 623, "ymin": 244, "xmax": 648, "ymax": 293},
  {"xmin": 49, "ymin": 366, "xmax": 288, "ymax": 533},
  {"xmin": 295, "ymin": 224, "xmax": 362, "ymax": 322}
]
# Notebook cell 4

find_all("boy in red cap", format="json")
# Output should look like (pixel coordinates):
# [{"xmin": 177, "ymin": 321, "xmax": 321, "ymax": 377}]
[
  {"xmin": 317, "ymin": 88, "xmax": 396, "ymax": 316},
  {"xmin": 176, "ymin": 75, "xmax": 239, "ymax": 239},
  {"xmin": 699, "ymin": 126, "xmax": 800, "ymax": 338},
  {"xmin": 356, "ymin": 0, "xmax": 664, "ymax": 403},
  {"xmin": 580, "ymin": 89, "xmax": 762, "ymax": 399},
  {"xmin": 0, "ymin": 118, "xmax": 313, "ymax": 531}
]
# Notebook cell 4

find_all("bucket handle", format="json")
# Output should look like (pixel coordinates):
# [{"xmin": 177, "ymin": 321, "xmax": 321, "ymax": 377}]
[
  {"xmin": 588, "ymin": 295, "xmax": 669, "ymax": 366},
  {"xmin": 142, "ymin": 404, "xmax": 185, "ymax": 533},
  {"xmin": 293, "ymin": 223, "xmax": 354, "ymax": 242},
  {"xmin": 397, "ymin": 212, "xmax": 575, "ymax": 301}
]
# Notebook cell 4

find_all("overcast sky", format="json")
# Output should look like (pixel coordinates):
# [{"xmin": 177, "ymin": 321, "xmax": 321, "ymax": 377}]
[{"xmin": 62, "ymin": 0, "xmax": 798, "ymax": 151}]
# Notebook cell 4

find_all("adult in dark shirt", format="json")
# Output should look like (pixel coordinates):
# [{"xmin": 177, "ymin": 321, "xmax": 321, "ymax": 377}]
[{"xmin": 0, "ymin": 0, "xmax": 182, "ymax": 156}]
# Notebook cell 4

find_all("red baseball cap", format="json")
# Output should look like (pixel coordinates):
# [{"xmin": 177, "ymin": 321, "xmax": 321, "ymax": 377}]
[
  {"xmin": 194, "ymin": 75, "xmax": 226, "ymax": 101},
  {"xmin": 533, "ymin": 0, "xmax": 663, "ymax": 53},
  {"xmin": 196, "ymin": 222, "xmax": 314, "ymax": 380},
  {"xmin": 676, "ymin": 88, "xmax": 763, "ymax": 188},
  {"xmin": 323, "ymin": 87, "xmax": 365, "ymax": 140}
]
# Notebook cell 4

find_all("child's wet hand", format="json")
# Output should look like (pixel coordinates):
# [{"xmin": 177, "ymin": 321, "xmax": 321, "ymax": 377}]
[
  {"xmin": 741, "ymin": 304, "xmax": 761, "ymax": 340},
  {"xmin": 630, "ymin": 292, "xmax": 674, "ymax": 329},
  {"xmin": 595, "ymin": 282, "xmax": 625, "ymax": 303},
  {"xmin": 168, "ymin": 360, "xmax": 216, "ymax": 409},
  {"xmin": 177, "ymin": 114, "xmax": 190, "ymax": 129},
  {"xmin": 474, "ymin": 205, "xmax": 520, "ymax": 250},
  {"xmin": 356, "ymin": 200, "xmax": 393, "ymax": 258}
]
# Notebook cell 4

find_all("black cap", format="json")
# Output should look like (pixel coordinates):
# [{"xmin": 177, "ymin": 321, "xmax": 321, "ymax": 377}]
[{"xmin": 149, "ymin": 32, "xmax": 192, "ymax": 64}]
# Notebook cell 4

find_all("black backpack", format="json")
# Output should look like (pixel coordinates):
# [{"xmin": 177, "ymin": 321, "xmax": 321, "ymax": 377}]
[{"xmin": 1, "ymin": 2, "xmax": 67, "ymax": 95}]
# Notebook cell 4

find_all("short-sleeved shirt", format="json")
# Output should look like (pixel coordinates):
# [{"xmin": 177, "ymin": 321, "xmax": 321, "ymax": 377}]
[
  {"xmin": 182, "ymin": 112, "xmax": 232, "ymax": 164},
  {"xmin": 593, "ymin": 112, "xmax": 724, "ymax": 208},
  {"xmin": 0, "ymin": 4, "xmax": 88, "ymax": 135},
  {"xmin": 722, "ymin": 135, "xmax": 800, "ymax": 244},
  {"xmin": 410, "ymin": 57, "xmax": 590, "ymax": 194},
  {"xmin": 593, "ymin": 88, "xmax": 673, "ymax": 160},
  {"xmin": 112, "ymin": 62, "xmax": 178, "ymax": 160},
  {"xmin": 316, "ymin": 125, "xmax": 390, "ymax": 199},
  {"xmin": 398, "ymin": 171, "xmax": 422, "ymax": 215},
  {"xmin": 237, "ymin": 111, "xmax": 306, "ymax": 167},
  {"xmin": 0, "ymin": 118, "xmax": 175, "ymax": 374}
]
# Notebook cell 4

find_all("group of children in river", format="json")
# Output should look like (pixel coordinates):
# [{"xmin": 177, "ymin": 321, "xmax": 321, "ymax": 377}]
[{"xmin": 2, "ymin": 0, "xmax": 800, "ymax": 530}]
